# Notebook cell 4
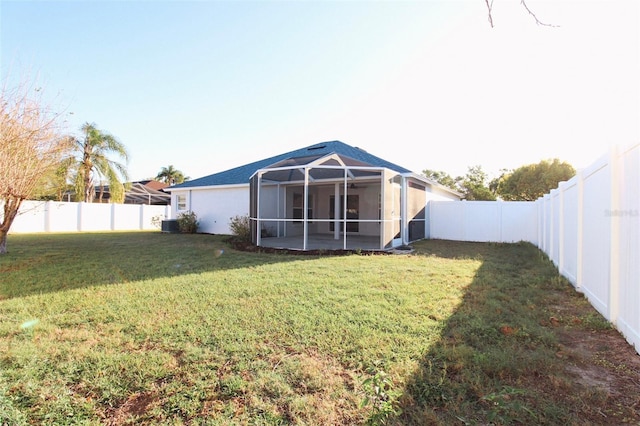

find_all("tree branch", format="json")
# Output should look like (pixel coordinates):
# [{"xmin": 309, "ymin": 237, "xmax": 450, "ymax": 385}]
[
  {"xmin": 520, "ymin": 0, "xmax": 558, "ymax": 27},
  {"xmin": 485, "ymin": 0, "xmax": 558, "ymax": 28},
  {"xmin": 485, "ymin": 0, "xmax": 494, "ymax": 28}
]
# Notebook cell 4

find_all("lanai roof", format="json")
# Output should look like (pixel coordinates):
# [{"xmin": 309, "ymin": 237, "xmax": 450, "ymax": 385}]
[{"xmin": 169, "ymin": 141, "xmax": 412, "ymax": 189}]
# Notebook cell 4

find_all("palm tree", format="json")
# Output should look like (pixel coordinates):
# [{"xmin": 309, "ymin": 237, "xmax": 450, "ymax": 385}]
[
  {"xmin": 156, "ymin": 165, "xmax": 187, "ymax": 185},
  {"xmin": 73, "ymin": 123, "xmax": 130, "ymax": 203}
]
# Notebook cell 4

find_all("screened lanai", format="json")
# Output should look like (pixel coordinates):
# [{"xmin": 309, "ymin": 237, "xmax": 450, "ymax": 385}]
[{"xmin": 249, "ymin": 152, "xmax": 405, "ymax": 251}]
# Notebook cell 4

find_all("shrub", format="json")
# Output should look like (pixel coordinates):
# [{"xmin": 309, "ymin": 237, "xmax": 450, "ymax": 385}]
[
  {"xmin": 177, "ymin": 211, "xmax": 198, "ymax": 233},
  {"xmin": 150, "ymin": 214, "xmax": 165, "ymax": 229},
  {"xmin": 229, "ymin": 214, "xmax": 251, "ymax": 242}
]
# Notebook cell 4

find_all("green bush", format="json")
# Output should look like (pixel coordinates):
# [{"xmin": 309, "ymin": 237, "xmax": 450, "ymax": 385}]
[
  {"xmin": 177, "ymin": 211, "xmax": 198, "ymax": 233},
  {"xmin": 229, "ymin": 214, "xmax": 251, "ymax": 242}
]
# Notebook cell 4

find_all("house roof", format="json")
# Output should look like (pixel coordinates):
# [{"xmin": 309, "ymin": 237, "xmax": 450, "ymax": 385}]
[{"xmin": 168, "ymin": 141, "xmax": 412, "ymax": 190}]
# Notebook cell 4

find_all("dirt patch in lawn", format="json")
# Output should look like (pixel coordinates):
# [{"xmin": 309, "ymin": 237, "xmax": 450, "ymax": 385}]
[{"xmin": 556, "ymin": 324, "xmax": 640, "ymax": 423}]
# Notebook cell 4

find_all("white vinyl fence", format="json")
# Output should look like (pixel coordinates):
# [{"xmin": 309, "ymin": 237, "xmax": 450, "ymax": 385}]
[
  {"xmin": 537, "ymin": 144, "xmax": 639, "ymax": 355},
  {"xmin": 429, "ymin": 200, "xmax": 538, "ymax": 243},
  {"xmin": 6, "ymin": 201, "xmax": 171, "ymax": 233},
  {"xmin": 430, "ymin": 143, "xmax": 640, "ymax": 355}
]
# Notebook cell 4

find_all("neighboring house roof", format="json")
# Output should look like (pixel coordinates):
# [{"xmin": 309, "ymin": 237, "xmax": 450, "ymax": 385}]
[
  {"xmin": 168, "ymin": 141, "xmax": 412, "ymax": 190},
  {"xmin": 139, "ymin": 180, "xmax": 169, "ymax": 191},
  {"xmin": 125, "ymin": 182, "xmax": 171, "ymax": 205},
  {"xmin": 94, "ymin": 180, "xmax": 171, "ymax": 205}
]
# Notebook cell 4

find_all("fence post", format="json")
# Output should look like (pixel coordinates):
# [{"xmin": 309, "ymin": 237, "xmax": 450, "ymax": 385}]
[
  {"xmin": 558, "ymin": 182, "xmax": 566, "ymax": 274},
  {"xmin": 77, "ymin": 202, "xmax": 83, "ymax": 231},
  {"xmin": 498, "ymin": 201, "xmax": 503, "ymax": 242},
  {"xmin": 549, "ymin": 189, "xmax": 556, "ymax": 264},
  {"xmin": 111, "ymin": 203, "xmax": 116, "ymax": 231},
  {"xmin": 575, "ymin": 170, "xmax": 584, "ymax": 292},
  {"xmin": 538, "ymin": 198, "xmax": 543, "ymax": 249},
  {"xmin": 139, "ymin": 205, "xmax": 145, "ymax": 230},
  {"xmin": 542, "ymin": 194, "xmax": 549, "ymax": 254},
  {"xmin": 609, "ymin": 145, "xmax": 621, "ymax": 325},
  {"xmin": 44, "ymin": 200, "xmax": 51, "ymax": 232}
]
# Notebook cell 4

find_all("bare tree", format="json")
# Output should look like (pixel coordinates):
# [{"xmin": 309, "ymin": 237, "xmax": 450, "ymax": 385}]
[{"xmin": 0, "ymin": 75, "xmax": 70, "ymax": 254}]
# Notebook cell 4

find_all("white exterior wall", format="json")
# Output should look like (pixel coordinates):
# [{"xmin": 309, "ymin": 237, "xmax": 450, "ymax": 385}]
[{"xmin": 172, "ymin": 185, "xmax": 249, "ymax": 235}]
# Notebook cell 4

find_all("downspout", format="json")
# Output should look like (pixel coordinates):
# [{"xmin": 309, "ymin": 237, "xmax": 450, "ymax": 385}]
[
  {"xmin": 343, "ymin": 168, "xmax": 348, "ymax": 250},
  {"xmin": 303, "ymin": 167, "xmax": 309, "ymax": 250},
  {"xmin": 277, "ymin": 183, "xmax": 281, "ymax": 238},
  {"xmin": 334, "ymin": 182, "xmax": 340, "ymax": 240},
  {"xmin": 256, "ymin": 172, "xmax": 262, "ymax": 247},
  {"xmin": 401, "ymin": 176, "xmax": 408, "ymax": 245},
  {"xmin": 380, "ymin": 171, "xmax": 384, "ymax": 249}
]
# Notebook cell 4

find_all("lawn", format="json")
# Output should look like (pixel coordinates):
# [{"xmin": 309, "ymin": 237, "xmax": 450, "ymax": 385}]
[{"xmin": 0, "ymin": 232, "xmax": 638, "ymax": 425}]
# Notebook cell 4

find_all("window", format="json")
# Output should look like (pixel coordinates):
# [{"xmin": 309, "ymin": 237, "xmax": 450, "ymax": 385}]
[
  {"xmin": 329, "ymin": 195, "xmax": 359, "ymax": 232},
  {"xmin": 293, "ymin": 193, "xmax": 313, "ymax": 223},
  {"xmin": 176, "ymin": 194, "xmax": 187, "ymax": 211}
]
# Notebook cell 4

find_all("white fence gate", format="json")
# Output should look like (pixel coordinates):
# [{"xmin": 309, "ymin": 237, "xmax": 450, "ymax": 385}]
[{"xmin": 430, "ymin": 143, "xmax": 640, "ymax": 355}]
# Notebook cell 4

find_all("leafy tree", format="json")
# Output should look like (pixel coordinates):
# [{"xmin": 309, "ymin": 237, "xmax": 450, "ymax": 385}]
[
  {"xmin": 156, "ymin": 165, "xmax": 188, "ymax": 185},
  {"xmin": 458, "ymin": 165, "xmax": 496, "ymax": 201},
  {"xmin": 72, "ymin": 123, "xmax": 130, "ymax": 203},
  {"xmin": 422, "ymin": 169, "xmax": 458, "ymax": 192},
  {"xmin": 0, "ymin": 76, "xmax": 70, "ymax": 253},
  {"xmin": 492, "ymin": 159, "xmax": 575, "ymax": 201},
  {"xmin": 423, "ymin": 166, "xmax": 495, "ymax": 200},
  {"xmin": 31, "ymin": 154, "xmax": 75, "ymax": 201}
]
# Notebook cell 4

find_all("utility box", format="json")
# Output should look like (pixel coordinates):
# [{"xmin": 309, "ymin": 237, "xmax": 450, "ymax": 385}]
[{"xmin": 161, "ymin": 219, "xmax": 179, "ymax": 233}]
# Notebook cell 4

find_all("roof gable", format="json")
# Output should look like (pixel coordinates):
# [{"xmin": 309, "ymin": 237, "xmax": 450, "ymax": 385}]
[{"xmin": 169, "ymin": 140, "xmax": 412, "ymax": 189}]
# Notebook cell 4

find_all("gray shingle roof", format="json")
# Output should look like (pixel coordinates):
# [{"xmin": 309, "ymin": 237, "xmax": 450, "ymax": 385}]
[{"xmin": 168, "ymin": 141, "xmax": 412, "ymax": 189}]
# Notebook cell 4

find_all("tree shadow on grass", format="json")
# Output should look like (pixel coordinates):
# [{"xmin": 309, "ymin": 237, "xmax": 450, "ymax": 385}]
[
  {"xmin": 390, "ymin": 239, "xmax": 634, "ymax": 425},
  {"xmin": 0, "ymin": 232, "xmax": 325, "ymax": 299}
]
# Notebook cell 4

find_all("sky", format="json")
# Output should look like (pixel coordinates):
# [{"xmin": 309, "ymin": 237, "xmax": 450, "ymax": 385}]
[{"xmin": 1, "ymin": 0, "xmax": 638, "ymax": 182}]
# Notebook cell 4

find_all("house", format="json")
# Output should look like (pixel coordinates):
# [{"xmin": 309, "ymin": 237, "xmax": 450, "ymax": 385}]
[{"xmin": 166, "ymin": 141, "xmax": 460, "ymax": 250}]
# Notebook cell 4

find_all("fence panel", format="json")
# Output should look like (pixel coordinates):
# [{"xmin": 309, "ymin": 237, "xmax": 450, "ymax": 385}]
[
  {"xmin": 7, "ymin": 201, "xmax": 170, "ymax": 234},
  {"xmin": 580, "ymin": 154, "xmax": 612, "ymax": 319},
  {"xmin": 48, "ymin": 202, "xmax": 82, "ymax": 232},
  {"xmin": 559, "ymin": 179, "xmax": 580, "ymax": 285},
  {"xmin": 430, "ymin": 201, "xmax": 465, "ymax": 241},
  {"xmin": 8, "ymin": 201, "xmax": 47, "ymax": 233},
  {"xmin": 79, "ymin": 202, "xmax": 111, "ymax": 231},
  {"xmin": 500, "ymin": 201, "xmax": 538, "ymax": 245},
  {"xmin": 550, "ymin": 189, "xmax": 561, "ymax": 267},
  {"xmin": 113, "ymin": 203, "xmax": 143, "ymax": 231},
  {"xmin": 141, "ymin": 204, "xmax": 168, "ymax": 230},
  {"xmin": 430, "ymin": 143, "xmax": 639, "ymax": 355},
  {"xmin": 430, "ymin": 201, "xmax": 537, "ymax": 243},
  {"xmin": 462, "ymin": 202, "xmax": 501, "ymax": 242},
  {"xmin": 616, "ymin": 144, "xmax": 640, "ymax": 351}
]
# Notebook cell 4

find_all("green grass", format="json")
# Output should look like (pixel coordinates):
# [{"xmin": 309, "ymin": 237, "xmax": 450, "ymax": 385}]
[{"xmin": 0, "ymin": 233, "xmax": 623, "ymax": 424}]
